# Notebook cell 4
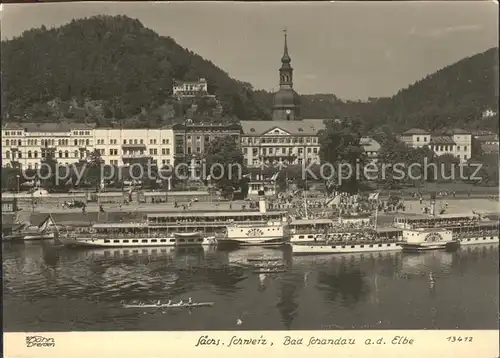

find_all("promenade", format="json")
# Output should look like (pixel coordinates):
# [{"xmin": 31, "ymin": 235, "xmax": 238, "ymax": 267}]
[{"xmin": 16, "ymin": 197, "xmax": 500, "ymax": 217}]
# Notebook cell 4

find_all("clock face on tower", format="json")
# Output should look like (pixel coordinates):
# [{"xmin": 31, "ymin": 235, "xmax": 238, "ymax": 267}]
[{"xmin": 286, "ymin": 110, "xmax": 291, "ymax": 114}]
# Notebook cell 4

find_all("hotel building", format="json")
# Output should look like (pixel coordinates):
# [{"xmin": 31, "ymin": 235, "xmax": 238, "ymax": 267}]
[
  {"xmin": 2, "ymin": 122, "xmax": 96, "ymax": 170},
  {"xmin": 173, "ymin": 121, "xmax": 241, "ymax": 174},
  {"xmin": 172, "ymin": 78, "xmax": 215, "ymax": 99},
  {"xmin": 399, "ymin": 128, "xmax": 472, "ymax": 162},
  {"xmin": 93, "ymin": 127, "xmax": 174, "ymax": 167},
  {"xmin": 1, "ymin": 123, "xmax": 175, "ymax": 169},
  {"xmin": 240, "ymin": 120, "xmax": 323, "ymax": 167}
]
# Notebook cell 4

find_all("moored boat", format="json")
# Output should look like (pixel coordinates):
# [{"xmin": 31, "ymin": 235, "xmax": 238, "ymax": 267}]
[
  {"xmin": 23, "ymin": 231, "xmax": 56, "ymax": 241},
  {"xmin": 399, "ymin": 228, "xmax": 459, "ymax": 252},
  {"xmin": 394, "ymin": 213, "xmax": 499, "ymax": 246},
  {"xmin": 292, "ymin": 239, "xmax": 402, "ymax": 255},
  {"xmin": 216, "ymin": 222, "xmax": 290, "ymax": 246},
  {"xmin": 291, "ymin": 227, "xmax": 402, "ymax": 255},
  {"xmin": 122, "ymin": 300, "xmax": 214, "ymax": 309},
  {"xmin": 57, "ymin": 223, "xmax": 217, "ymax": 248}
]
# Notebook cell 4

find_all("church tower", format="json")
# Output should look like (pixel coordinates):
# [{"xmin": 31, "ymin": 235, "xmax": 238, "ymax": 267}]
[{"xmin": 272, "ymin": 30, "xmax": 301, "ymax": 121}]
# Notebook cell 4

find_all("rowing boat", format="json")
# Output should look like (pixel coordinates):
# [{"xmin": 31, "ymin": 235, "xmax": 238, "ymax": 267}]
[
  {"xmin": 252, "ymin": 269, "xmax": 286, "ymax": 274},
  {"xmin": 247, "ymin": 258, "xmax": 282, "ymax": 262},
  {"xmin": 123, "ymin": 302, "xmax": 214, "ymax": 308},
  {"xmin": 252, "ymin": 263, "xmax": 285, "ymax": 268}
]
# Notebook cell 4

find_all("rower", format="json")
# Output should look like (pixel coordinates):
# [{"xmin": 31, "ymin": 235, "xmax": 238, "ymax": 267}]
[
  {"xmin": 188, "ymin": 297, "xmax": 193, "ymax": 304},
  {"xmin": 179, "ymin": 299, "xmax": 184, "ymax": 305},
  {"xmin": 157, "ymin": 300, "xmax": 161, "ymax": 306},
  {"xmin": 167, "ymin": 300, "xmax": 172, "ymax": 306}
]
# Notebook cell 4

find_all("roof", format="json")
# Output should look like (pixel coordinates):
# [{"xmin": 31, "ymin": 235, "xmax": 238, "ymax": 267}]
[
  {"xmin": 1, "ymin": 214, "xmax": 17, "ymax": 227},
  {"xmin": 290, "ymin": 219, "xmax": 334, "ymax": 225},
  {"xmin": 429, "ymin": 136, "xmax": 456, "ymax": 145},
  {"xmin": 2, "ymin": 122, "xmax": 96, "ymax": 133},
  {"xmin": 147, "ymin": 211, "xmax": 288, "ymax": 218},
  {"xmin": 273, "ymin": 89, "xmax": 301, "ymax": 107},
  {"xmin": 401, "ymin": 128, "xmax": 429, "ymax": 135},
  {"xmin": 481, "ymin": 143, "xmax": 499, "ymax": 153},
  {"xmin": 475, "ymin": 135, "xmax": 499, "ymax": 141},
  {"xmin": 360, "ymin": 137, "xmax": 381, "ymax": 152},
  {"xmin": 445, "ymin": 128, "xmax": 471, "ymax": 135},
  {"xmin": 240, "ymin": 119, "xmax": 326, "ymax": 136}
]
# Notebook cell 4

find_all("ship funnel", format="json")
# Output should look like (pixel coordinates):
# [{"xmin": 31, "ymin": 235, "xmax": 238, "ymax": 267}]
[
  {"xmin": 259, "ymin": 195, "xmax": 267, "ymax": 214},
  {"xmin": 430, "ymin": 199, "xmax": 436, "ymax": 217}
]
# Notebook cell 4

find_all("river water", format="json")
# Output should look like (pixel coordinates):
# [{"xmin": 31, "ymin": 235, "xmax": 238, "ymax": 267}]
[{"xmin": 3, "ymin": 242, "xmax": 498, "ymax": 331}]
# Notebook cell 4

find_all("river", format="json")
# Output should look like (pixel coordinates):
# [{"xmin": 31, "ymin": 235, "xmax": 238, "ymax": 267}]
[{"xmin": 2, "ymin": 242, "xmax": 498, "ymax": 331}]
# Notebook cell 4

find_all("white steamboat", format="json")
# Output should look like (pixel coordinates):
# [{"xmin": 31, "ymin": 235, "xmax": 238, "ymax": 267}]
[
  {"xmin": 217, "ymin": 196, "xmax": 290, "ymax": 246},
  {"xmin": 394, "ymin": 212, "xmax": 499, "ymax": 246},
  {"xmin": 399, "ymin": 228, "xmax": 458, "ymax": 252},
  {"xmin": 57, "ymin": 223, "xmax": 216, "ymax": 248}
]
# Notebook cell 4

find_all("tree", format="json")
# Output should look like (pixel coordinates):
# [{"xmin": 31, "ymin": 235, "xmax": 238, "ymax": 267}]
[
  {"xmin": 1, "ymin": 166, "xmax": 23, "ymax": 192},
  {"xmin": 82, "ymin": 149, "xmax": 104, "ymax": 189},
  {"xmin": 39, "ymin": 150, "xmax": 58, "ymax": 189},
  {"xmin": 204, "ymin": 135, "xmax": 246, "ymax": 198},
  {"xmin": 319, "ymin": 119, "xmax": 367, "ymax": 194}
]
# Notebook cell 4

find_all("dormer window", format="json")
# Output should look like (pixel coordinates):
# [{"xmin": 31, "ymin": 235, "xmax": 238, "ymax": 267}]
[
  {"xmin": 298, "ymin": 128, "xmax": 303, "ymax": 132},
  {"xmin": 274, "ymin": 130, "xmax": 279, "ymax": 134},
  {"xmin": 250, "ymin": 128, "xmax": 255, "ymax": 132}
]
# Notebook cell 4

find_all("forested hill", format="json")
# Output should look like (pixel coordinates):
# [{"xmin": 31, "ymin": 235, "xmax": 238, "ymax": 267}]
[
  {"xmin": 1, "ymin": 15, "xmax": 498, "ymax": 133},
  {"xmin": 1, "ymin": 15, "xmax": 271, "ymax": 122},
  {"xmin": 363, "ymin": 47, "xmax": 499, "ymax": 133}
]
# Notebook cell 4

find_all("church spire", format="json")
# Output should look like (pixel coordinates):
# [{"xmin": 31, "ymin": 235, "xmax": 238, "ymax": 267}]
[{"xmin": 281, "ymin": 28, "xmax": 291, "ymax": 64}]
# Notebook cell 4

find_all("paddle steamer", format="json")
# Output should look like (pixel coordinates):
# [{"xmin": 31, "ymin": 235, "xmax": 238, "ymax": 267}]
[
  {"xmin": 57, "ymin": 224, "xmax": 216, "ymax": 248},
  {"xmin": 393, "ymin": 213, "xmax": 499, "ymax": 245}
]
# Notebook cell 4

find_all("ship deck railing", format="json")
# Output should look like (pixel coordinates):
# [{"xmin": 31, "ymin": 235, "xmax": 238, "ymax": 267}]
[{"xmin": 294, "ymin": 239, "xmax": 401, "ymax": 246}]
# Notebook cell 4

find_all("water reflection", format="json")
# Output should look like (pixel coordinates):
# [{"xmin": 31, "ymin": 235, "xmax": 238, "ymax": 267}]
[{"xmin": 3, "ymin": 242, "xmax": 499, "ymax": 331}]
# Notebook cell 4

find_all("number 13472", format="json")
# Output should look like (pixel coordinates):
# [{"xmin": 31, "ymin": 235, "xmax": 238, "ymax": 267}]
[{"xmin": 447, "ymin": 336, "xmax": 473, "ymax": 343}]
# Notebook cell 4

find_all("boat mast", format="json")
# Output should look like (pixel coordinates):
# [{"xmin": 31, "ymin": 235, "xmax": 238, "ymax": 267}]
[{"xmin": 303, "ymin": 187, "xmax": 308, "ymax": 220}]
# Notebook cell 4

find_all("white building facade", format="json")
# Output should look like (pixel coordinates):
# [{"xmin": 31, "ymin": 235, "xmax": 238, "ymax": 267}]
[
  {"xmin": 2, "ymin": 123, "xmax": 175, "ymax": 169},
  {"xmin": 94, "ymin": 128, "xmax": 174, "ymax": 167},
  {"xmin": 172, "ymin": 78, "xmax": 214, "ymax": 99},
  {"xmin": 240, "ymin": 119, "xmax": 324, "ymax": 168},
  {"xmin": 2, "ymin": 123, "xmax": 96, "ymax": 170},
  {"xmin": 399, "ymin": 128, "xmax": 472, "ymax": 162}
]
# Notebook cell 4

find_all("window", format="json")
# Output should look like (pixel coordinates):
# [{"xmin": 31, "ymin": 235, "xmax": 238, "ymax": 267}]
[
  {"xmin": 18, "ymin": 152, "xmax": 22, "ymax": 158},
  {"xmin": 6, "ymin": 151, "xmax": 10, "ymax": 159},
  {"xmin": 5, "ymin": 140, "xmax": 9, "ymax": 146},
  {"xmin": 86, "ymin": 139, "xmax": 90, "ymax": 146},
  {"xmin": 18, "ymin": 140, "xmax": 22, "ymax": 146},
  {"xmin": 416, "ymin": 137, "xmax": 420, "ymax": 142},
  {"xmin": 132, "ymin": 239, "xmax": 139, "ymax": 243},
  {"xmin": 65, "ymin": 151, "xmax": 69, "ymax": 158},
  {"xmin": 464, "ymin": 146, "xmax": 468, "ymax": 151},
  {"xmin": 123, "ymin": 139, "xmax": 127, "ymax": 144},
  {"xmin": 28, "ymin": 151, "xmax": 32, "ymax": 158}
]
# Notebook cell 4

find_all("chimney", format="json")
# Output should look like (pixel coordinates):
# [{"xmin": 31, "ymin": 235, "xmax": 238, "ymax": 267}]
[
  {"xmin": 258, "ymin": 193, "xmax": 267, "ymax": 214},
  {"xmin": 430, "ymin": 199, "xmax": 436, "ymax": 217}
]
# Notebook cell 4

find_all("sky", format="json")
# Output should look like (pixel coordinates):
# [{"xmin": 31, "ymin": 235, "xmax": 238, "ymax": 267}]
[{"xmin": 1, "ymin": 1, "xmax": 498, "ymax": 100}]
